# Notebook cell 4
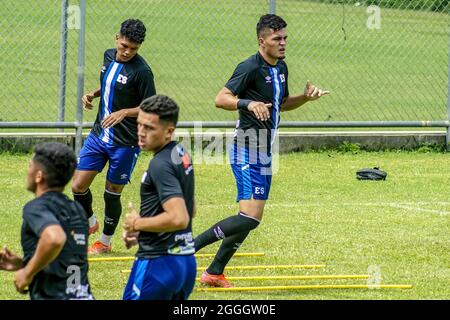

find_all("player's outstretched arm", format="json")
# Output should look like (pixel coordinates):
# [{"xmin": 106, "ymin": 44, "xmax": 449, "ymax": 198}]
[{"xmin": 281, "ymin": 81, "xmax": 330, "ymax": 112}]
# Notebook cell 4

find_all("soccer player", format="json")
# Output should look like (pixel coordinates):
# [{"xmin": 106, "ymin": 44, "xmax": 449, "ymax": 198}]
[
  {"xmin": 71, "ymin": 19, "xmax": 156, "ymax": 254},
  {"xmin": 194, "ymin": 14, "xmax": 329, "ymax": 287},
  {"xmin": 122, "ymin": 95, "xmax": 196, "ymax": 300},
  {"xmin": 0, "ymin": 142, "xmax": 93, "ymax": 300}
]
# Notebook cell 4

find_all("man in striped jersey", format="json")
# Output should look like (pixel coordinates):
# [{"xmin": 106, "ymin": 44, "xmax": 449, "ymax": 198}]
[
  {"xmin": 194, "ymin": 14, "xmax": 329, "ymax": 287},
  {"xmin": 72, "ymin": 19, "xmax": 156, "ymax": 254}
]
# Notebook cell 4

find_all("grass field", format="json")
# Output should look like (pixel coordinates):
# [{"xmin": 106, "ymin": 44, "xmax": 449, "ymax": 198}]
[
  {"xmin": 0, "ymin": 149, "xmax": 448, "ymax": 300},
  {"xmin": 0, "ymin": 0, "xmax": 448, "ymax": 124}
]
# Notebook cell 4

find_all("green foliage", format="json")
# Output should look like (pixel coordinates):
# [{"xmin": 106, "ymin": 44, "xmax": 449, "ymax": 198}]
[
  {"xmin": 416, "ymin": 142, "xmax": 446, "ymax": 153},
  {"xmin": 337, "ymin": 141, "xmax": 362, "ymax": 154}
]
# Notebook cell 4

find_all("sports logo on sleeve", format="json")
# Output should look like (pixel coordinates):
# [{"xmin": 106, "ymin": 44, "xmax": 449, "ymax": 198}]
[{"xmin": 174, "ymin": 145, "xmax": 193, "ymax": 175}]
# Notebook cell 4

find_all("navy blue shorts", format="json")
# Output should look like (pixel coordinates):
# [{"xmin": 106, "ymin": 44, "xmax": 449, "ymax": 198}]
[
  {"xmin": 229, "ymin": 144, "xmax": 272, "ymax": 201},
  {"xmin": 123, "ymin": 255, "xmax": 197, "ymax": 300},
  {"xmin": 77, "ymin": 133, "xmax": 140, "ymax": 185}
]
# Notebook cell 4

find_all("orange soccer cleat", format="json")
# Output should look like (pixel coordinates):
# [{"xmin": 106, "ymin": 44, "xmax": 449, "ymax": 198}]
[
  {"xmin": 88, "ymin": 240, "xmax": 112, "ymax": 255},
  {"xmin": 200, "ymin": 271, "xmax": 232, "ymax": 288}
]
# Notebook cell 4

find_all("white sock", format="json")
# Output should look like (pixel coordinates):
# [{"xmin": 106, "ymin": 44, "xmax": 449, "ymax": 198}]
[
  {"xmin": 99, "ymin": 234, "xmax": 112, "ymax": 246},
  {"xmin": 88, "ymin": 215, "xmax": 97, "ymax": 228}
]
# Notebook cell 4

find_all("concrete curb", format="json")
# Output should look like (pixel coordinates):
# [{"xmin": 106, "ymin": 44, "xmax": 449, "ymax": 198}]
[{"xmin": 0, "ymin": 131, "xmax": 446, "ymax": 153}]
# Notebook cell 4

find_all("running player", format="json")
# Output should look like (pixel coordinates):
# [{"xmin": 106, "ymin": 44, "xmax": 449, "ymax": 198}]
[
  {"xmin": 71, "ymin": 19, "xmax": 156, "ymax": 254},
  {"xmin": 195, "ymin": 14, "xmax": 329, "ymax": 287},
  {"xmin": 0, "ymin": 142, "xmax": 93, "ymax": 299}
]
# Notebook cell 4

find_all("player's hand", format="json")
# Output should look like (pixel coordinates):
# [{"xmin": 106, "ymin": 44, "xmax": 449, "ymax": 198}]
[
  {"xmin": 304, "ymin": 80, "xmax": 330, "ymax": 101},
  {"xmin": 82, "ymin": 93, "xmax": 96, "ymax": 111},
  {"xmin": 248, "ymin": 101, "xmax": 272, "ymax": 121},
  {"xmin": 101, "ymin": 109, "xmax": 127, "ymax": 129},
  {"xmin": 0, "ymin": 247, "xmax": 22, "ymax": 271},
  {"xmin": 122, "ymin": 230, "xmax": 139, "ymax": 250},
  {"xmin": 123, "ymin": 202, "xmax": 140, "ymax": 232},
  {"xmin": 14, "ymin": 268, "xmax": 32, "ymax": 294}
]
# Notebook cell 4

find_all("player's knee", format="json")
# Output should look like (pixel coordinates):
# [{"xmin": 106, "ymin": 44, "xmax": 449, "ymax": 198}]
[
  {"xmin": 105, "ymin": 181, "xmax": 125, "ymax": 194},
  {"xmin": 238, "ymin": 212, "xmax": 260, "ymax": 231},
  {"xmin": 71, "ymin": 181, "xmax": 88, "ymax": 194}
]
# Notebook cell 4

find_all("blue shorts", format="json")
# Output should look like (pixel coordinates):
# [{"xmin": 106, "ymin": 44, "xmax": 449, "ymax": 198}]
[
  {"xmin": 229, "ymin": 144, "xmax": 272, "ymax": 201},
  {"xmin": 123, "ymin": 255, "xmax": 197, "ymax": 300},
  {"xmin": 77, "ymin": 133, "xmax": 140, "ymax": 185}
]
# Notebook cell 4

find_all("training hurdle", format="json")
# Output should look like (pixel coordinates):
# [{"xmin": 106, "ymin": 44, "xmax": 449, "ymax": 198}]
[
  {"xmin": 196, "ymin": 284, "xmax": 413, "ymax": 292},
  {"xmin": 195, "ymin": 275, "xmax": 369, "ymax": 281},
  {"xmin": 89, "ymin": 252, "xmax": 265, "ymax": 262},
  {"xmin": 208, "ymin": 264, "xmax": 326, "ymax": 270},
  {"xmin": 120, "ymin": 264, "xmax": 326, "ymax": 274}
]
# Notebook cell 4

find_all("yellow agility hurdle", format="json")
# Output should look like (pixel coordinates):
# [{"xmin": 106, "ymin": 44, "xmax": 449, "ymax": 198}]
[
  {"xmin": 90, "ymin": 252, "xmax": 265, "ymax": 262},
  {"xmin": 120, "ymin": 264, "xmax": 326, "ymax": 274},
  {"xmin": 195, "ymin": 275, "xmax": 369, "ymax": 281},
  {"xmin": 211, "ymin": 264, "xmax": 326, "ymax": 271},
  {"xmin": 197, "ymin": 284, "xmax": 413, "ymax": 292}
]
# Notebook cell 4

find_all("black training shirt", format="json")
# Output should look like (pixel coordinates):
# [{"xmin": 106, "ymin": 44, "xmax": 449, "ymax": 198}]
[
  {"xmin": 225, "ymin": 52, "xmax": 289, "ymax": 153},
  {"xmin": 136, "ymin": 141, "xmax": 195, "ymax": 258},
  {"xmin": 21, "ymin": 192, "xmax": 92, "ymax": 300}
]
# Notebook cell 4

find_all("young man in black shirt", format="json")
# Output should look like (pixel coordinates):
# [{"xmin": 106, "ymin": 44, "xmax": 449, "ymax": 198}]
[
  {"xmin": 71, "ymin": 19, "xmax": 156, "ymax": 254},
  {"xmin": 0, "ymin": 142, "xmax": 93, "ymax": 299},
  {"xmin": 194, "ymin": 14, "xmax": 329, "ymax": 287},
  {"xmin": 122, "ymin": 95, "xmax": 196, "ymax": 300}
]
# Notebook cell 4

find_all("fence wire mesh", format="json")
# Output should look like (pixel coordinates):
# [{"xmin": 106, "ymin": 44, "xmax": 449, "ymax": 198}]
[
  {"xmin": 0, "ymin": 1, "xmax": 62, "ymax": 122},
  {"xmin": 0, "ymin": 0, "xmax": 448, "ymax": 125},
  {"xmin": 277, "ymin": 0, "xmax": 449, "ymax": 122}
]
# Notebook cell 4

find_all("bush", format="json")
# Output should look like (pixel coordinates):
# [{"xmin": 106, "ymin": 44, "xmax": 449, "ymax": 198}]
[
  {"xmin": 337, "ymin": 141, "xmax": 362, "ymax": 154},
  {"xmin": 416, "ymin": 142, "xmax": 445, "ymax": 153}
]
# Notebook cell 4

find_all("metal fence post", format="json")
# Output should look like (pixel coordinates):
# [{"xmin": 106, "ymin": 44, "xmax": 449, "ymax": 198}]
[
  {"xmin": 269, "ymin": 0, "xmax": 276, "ymax": 14},
  {"xmin": 58, "ymin": 0, "xmax": 68, "ymax": 131},
  {"xmin": 447, "ymin": 37, "xmax": 450, "ymax": 151},
  {"xmin": 75, "ymin": 0, "xmax": 86, "ymax": 155}
]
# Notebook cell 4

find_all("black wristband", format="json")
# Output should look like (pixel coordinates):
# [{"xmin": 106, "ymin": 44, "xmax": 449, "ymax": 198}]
[{"xmin": 237, "ymin": 99, "xmax": 252, "ymax": 111}]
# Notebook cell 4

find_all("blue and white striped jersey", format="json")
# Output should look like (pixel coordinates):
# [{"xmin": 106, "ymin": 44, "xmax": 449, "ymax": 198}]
[{"xmin": 92, "ymin": 49, "xmax": 156, "ymax": 146}]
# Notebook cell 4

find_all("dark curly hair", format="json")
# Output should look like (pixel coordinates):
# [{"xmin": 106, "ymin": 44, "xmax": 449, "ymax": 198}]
[
  {"xmin": 33, "ymin": 142, "xmax": 76, "ymax": 188},
  {"xmin": 256, "ymin": 14, "xmax": 287, "ymax": 38},
  {"xmin": 140, "ymin": 94, "xmax": 179, "ymax": 126},
  {"xmin": 120, "ymin": 19, "xmax": 146, "ymax": 44}
]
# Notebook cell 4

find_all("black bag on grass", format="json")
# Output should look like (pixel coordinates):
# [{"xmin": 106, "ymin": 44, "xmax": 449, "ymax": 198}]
[{"xmin": 356, "ymin": 167, "xmax": 387, "ymax": 181}]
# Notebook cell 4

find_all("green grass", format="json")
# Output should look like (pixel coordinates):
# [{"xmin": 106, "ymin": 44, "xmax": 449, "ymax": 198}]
[
  {"xmin": 0, "ymin": 150, "xmax": 448, "ymax": 300},
  {"xmin": 0, "ymin": 1, "xmax": 448, "ymax": 124}
]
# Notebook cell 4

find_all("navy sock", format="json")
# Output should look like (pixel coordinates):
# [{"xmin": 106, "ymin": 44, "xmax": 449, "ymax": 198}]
[
  {"xmin": 194, "ymin": 212, "xmax": 260, "ymax": 252},
  {"xmin": 73, "ymin": 189, "xmax": 94, "ymax": 219},
  {"xmin": 103, "ymin": 190, "xmax": 122, "ymax": 236},
  {"xmin": 207, "ymin": 230, "xmax": 251, "ymax": 275}
]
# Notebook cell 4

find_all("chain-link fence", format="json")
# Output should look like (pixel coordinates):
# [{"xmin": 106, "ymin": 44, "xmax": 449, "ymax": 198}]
[{"xmin": 0, "ymin": 0, "xmax": 448, "ymax": 126}]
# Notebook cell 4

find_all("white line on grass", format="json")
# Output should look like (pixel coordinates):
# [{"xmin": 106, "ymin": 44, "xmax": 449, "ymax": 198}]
[
  {"xmin": 386, "ymin": 204, "xmax": 449, "ymax": 216},
  {"xmin": 202, "ymin": 202, "xmax": 450, "ymax": 216}
]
